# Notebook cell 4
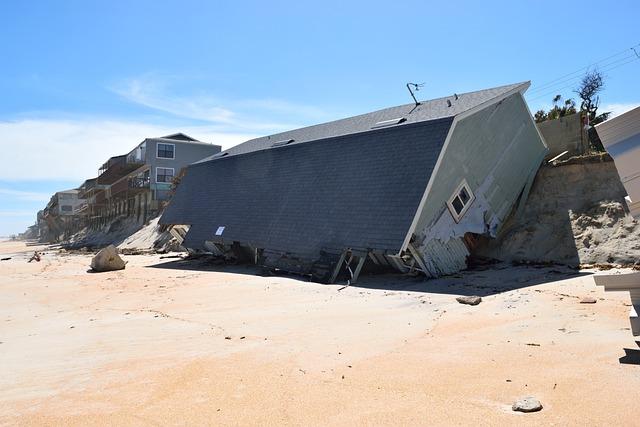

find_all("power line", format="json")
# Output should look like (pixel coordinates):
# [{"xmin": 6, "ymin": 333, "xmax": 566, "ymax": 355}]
[
  {"xmin": 527, "ymin": 56, "xmax": 639, "ymax": 102},
  {"xmin": 527, "ymin": 56, "xmax": 640, "ymax": 102},
  {"xmin": 526, "ymin": 48, "xmax": 640, "ymax": 103},
  {"xmin": 527, "ymin": 42, "xmax": 640, "ymax": 95},
  {"xmin": 527, "ymin": 51, "xmax": 637, "ymax": 95}
]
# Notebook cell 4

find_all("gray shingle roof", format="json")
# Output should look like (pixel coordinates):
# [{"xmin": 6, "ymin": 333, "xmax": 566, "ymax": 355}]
[
  {"xmin": 160, "ymin": 133, "xmax": 199, "ymax": 141},
  {"xmin": 161, "ymin": 117, "xmax": 453, "ymax": 258},
  {"xmin": 148, "ymin": 137, "xmax": 218, "ymax": 147},
  {"xmin": 198, "ymin": 81, "xmax": 527, "ymax": 161}
]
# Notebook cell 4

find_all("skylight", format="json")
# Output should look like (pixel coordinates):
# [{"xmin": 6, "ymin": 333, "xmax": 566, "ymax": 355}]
[
  {"xmin": 271, "ymin": 139, "xmax": 295, "ymax": 147},
  {"xmin": 371, "ymin": 117, "xmax": 406, "ymax": 129}
]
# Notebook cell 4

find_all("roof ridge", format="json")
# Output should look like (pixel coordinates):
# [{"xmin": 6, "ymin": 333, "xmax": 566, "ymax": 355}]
[{"xmin": 216, "ymin": 81, "xmax": 528, "ymax": 159}]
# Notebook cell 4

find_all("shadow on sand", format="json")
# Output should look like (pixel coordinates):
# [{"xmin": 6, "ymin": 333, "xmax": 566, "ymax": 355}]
[
  {"xmin": 147, "ymin": 257, "xmax": 592, "ymax": 298},
  {"xmin": 619, "ymin": 344, "xmax": 640, "ymax": 366}
]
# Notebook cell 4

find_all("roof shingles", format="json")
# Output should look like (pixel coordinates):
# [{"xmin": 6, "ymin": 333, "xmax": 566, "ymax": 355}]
[{"xmin": 162, "ymin": 118, "xmax": 453, "ymax": 256}]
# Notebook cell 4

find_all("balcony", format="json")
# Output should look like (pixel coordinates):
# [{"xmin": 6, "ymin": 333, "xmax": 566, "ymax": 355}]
[
  {"xmin": 126, "ymin": 146, "xmax": 146, "ymax": 165},
  {"xmin": 110, "ymin": 176, "xmax": 151, "ymax": 198},
  {"xmin": 94, "ymin": 189, "xmax": 107, "ymax": 205},
  {"xmin": 79, "ymin": 178, "xmax": 103, "ymax": 199},
  {"xmin": 129, "ymin": 176, "xmax": 150, "ymax": 190},
  {"xmin": 97, "ymin": 155, "xmax": 145, "ymax": 185}
]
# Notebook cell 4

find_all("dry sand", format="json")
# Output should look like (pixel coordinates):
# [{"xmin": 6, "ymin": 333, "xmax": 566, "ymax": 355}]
[{"xmin": 1, "ymin": 241, "xmax": 640, "ymax": 426}]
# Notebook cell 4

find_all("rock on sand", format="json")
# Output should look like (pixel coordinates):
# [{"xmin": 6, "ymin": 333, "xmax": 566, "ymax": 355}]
[
  {"xmin": 456, "ymin": 295, "xmax": 482, "ymax": 306},
  {"xmin": 512, "ymin": 396, "xmax": 543, "ymax": 413},
  {"xmin": 90, "ymin": 245, "xmax": 127, "ymax": 272}
]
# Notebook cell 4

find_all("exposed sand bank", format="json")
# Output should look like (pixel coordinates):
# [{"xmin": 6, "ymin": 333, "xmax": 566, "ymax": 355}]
[
  {"xmin": 477, "ymin": 158, "xmax": 640, "ymax": 267},
  {"xmin": 1, "ymin": 241, "xmax": 639, "ymax": 425}
]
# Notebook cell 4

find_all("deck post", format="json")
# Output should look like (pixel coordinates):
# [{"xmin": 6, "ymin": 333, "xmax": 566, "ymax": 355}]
[{"xmin": 329, "ymin": 251, "xmax": 347, "ymax": 284}]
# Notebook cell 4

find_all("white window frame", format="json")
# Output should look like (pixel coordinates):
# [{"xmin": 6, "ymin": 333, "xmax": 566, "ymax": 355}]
[
  {"xmin": 446, "ymin": 179, "xmax": 475, "ymax": 223},
  {"xmin": 156, "ymin": 142, "xmax": 175, "ymax": 159},
  {"xmin": 155, "ymin": 167, "xmax": 175, "ymax": 183}
]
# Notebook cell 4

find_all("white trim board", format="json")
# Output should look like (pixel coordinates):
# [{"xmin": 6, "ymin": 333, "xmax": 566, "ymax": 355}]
[
  {"xmin": 155, "ymin": 167, "xmax": 175, "ymax": 183},
  {"xmin": 156, "ymin": 142, "xmax": 176, "ymax": 159},
  {"xmin": 446, "ymin": 179, "xmax": 476, "ymax": 223}
]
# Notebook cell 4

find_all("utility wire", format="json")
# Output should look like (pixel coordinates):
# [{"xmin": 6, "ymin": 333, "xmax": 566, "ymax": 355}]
[
  {"xmin": 528, "ymin": 43, "xmax": 639, "ymax": 94},
  {"xmin": 528, "ymin": 52, "xmax": 637, "ymax": 95},
  {"xmin": 526, "ymin": 46, "xmax": 640, "ymax": 103},
  {"xmin": 528, "ymin": 56, "xmax": 640, "ymax": 102}
]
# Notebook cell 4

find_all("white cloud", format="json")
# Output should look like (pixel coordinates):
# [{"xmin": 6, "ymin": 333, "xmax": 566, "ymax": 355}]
[
  {"xmin": 111, "ymin": 74, "xmax": 331, "ymax": 132},
  {"xmin": 0, "ymin": 118, "xmax": 258, "ymax": 181},
  {"xmin": 0, "ymin": 188, "xmax": 51, "ymax": 202},
  {"xmin": 602, "ymin": 103, "xmax": 640, "ymax": 118},
  {"xmin": 238, "ymin": 98, "xmax": 330, "ymax": 121},
  {"xmin": 113, "ymin": 76, "xmax": 236, "ymax": 124}
]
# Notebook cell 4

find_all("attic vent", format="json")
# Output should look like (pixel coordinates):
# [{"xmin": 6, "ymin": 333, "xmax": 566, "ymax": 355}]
[
  {"xmin": 371, "ymin": 117, "xmax": 406, "ymax": 129},
  {"xmin": 214, "ymin": 152, "xmax": 229, "ymax": 158},
  {"xmin": 446, "ymin": 99, "xmax": 452, "ymax": 107},
  {"xmin": 272, "ymin": 139, "xmax": 295, "ymax": 147}
]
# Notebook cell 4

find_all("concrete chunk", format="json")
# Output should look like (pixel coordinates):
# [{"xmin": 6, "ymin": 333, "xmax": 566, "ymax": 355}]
[
  {"xmin": 512, "ymin": 396, "xmax": 543, "ymax": 413},
  {"xmin": 90, "ymin": 245, "xmax": 127, "ymax": 272},
  {"xmin": 456, "ymin": 295, "xmax": 482, "ymax": 306}
]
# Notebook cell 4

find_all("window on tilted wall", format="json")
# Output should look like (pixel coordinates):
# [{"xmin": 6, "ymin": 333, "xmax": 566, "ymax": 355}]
[
  {"xmin": 446, "ymin": 179, "xmax": 475, "ymax": 223},
  {"xmin": 157, "ymin": 143, "xmax": 175, "ymax": 159},
  {"xmin": 156, "ymin": 167, "xmax": 175, "ymax": 183}
]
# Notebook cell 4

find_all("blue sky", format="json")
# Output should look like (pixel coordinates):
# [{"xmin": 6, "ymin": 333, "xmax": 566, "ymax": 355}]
[{"xmin": 1, "ymin": 0, "xmax": 639, "ymax": 236}]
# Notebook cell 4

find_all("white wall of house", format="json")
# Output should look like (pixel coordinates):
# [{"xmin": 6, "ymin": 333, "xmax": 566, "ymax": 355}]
[{"xmin": 57, "ymin": 191, "xmax": 85, "ymax": 216}]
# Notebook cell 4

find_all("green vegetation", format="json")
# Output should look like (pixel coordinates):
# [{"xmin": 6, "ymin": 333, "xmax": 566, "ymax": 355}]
[{"xmin": 533, "ymin": 70, "xmax": 610, "ymax": 125}]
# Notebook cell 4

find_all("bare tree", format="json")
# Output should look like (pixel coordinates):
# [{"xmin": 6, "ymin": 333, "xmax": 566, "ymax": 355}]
[{"xmin": 575, "ymin": 70, "xmax": 610, "ymax": 125}]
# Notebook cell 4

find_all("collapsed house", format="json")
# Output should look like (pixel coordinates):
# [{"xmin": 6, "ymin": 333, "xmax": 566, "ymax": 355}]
[{"xmin": 161, "ymin": 82, "xmax": 548, "ymax": 282}]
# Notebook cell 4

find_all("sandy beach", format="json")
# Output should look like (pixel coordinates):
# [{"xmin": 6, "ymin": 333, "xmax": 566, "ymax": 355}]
[{"xmin": 1, "ymin": 240, "xmax": 639, "ymax": 426}]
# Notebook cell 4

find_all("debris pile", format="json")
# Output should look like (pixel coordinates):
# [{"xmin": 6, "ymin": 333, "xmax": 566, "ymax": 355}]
[
  {"xmin": 118, "ymin": 217, "xmax": 184, "ymax": 253},
  {"xmin": 64, "ymin": 216, "xmax": 184, "ymax": 254}
]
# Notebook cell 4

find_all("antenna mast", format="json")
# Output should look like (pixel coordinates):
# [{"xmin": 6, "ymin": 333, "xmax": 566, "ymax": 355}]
[{"xmin": 406, "ymin": 82, "xmax": 424, "ymax": 106}]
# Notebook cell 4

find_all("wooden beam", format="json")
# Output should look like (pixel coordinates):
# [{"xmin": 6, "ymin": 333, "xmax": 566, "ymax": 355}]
[
  {"xmin": 407, "ymin": 243, "xmax": 433, "ymax": 276},
  {"xmin": 351, "ymin": 254, "xmax": 367, "ymax": 284},
  {"xmin": 329, "ymin": 251, "xmax": 347, "ymax": 284}
]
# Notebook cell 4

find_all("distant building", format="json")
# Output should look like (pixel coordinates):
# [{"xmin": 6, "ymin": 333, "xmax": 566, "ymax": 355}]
[
  {"xmin": 56, "ymin": 189, "xmax": 85, "ymax": 215},
  {"xmin": 82, "ymin": 133, "xmax": 221, "ymax": 225},
  {"xmin": 161, "ymin": 82, "xmax": 548, "ymax": 282},
  {"xmin": 39, "ymin": 189, "xmax": 86, "ymax": 241}
]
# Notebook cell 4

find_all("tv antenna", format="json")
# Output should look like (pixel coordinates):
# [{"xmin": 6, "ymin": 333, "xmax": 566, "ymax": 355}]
[{"xmin": 406, "ymin": 82, "xmax": 424, "ymax": 106}]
